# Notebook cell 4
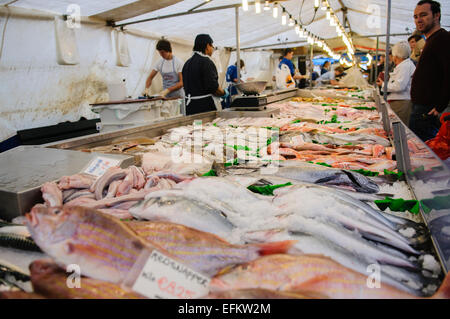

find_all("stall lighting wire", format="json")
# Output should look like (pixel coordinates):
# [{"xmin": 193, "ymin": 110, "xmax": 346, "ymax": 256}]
[{"xmin": 297, "ymin": 0, "xmax": 319, "ymax": 26}]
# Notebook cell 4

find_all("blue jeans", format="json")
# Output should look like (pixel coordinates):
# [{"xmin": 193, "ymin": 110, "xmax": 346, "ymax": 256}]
[{"xmin": 409, "ymin": 104, "xmax": 440, "ymax": 142}]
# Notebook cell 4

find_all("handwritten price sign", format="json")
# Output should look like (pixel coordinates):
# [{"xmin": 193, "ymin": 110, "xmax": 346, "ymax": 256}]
[{"xmin": 132, "ymin": 250, "xmax": 210, "ymax": 299}]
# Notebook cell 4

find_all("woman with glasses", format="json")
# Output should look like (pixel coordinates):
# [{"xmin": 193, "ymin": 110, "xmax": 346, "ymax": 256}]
[{"xmin": 182, "ymin": 34, "xmax": 229, "ymax": 115}]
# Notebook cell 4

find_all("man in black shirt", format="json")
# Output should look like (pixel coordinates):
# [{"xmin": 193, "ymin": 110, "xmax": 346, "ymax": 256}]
[
  {"xmin": 410, "ymin": 0, "xmax": 450, "ymax": 141},
  {"xmin": 182, "ymin": 34, "xmax": 229, "ymax": 115}
]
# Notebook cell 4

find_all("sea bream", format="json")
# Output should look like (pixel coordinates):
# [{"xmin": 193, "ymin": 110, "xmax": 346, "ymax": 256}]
[
  {"xmin": 25, "ymin": 205, "xmax": 185, "ymax": 284},
  {"xmin": 124, "ymin": 220, "xmax": 295, "ymax": 277},
  {"xmin": 210, "ymin": 254, "xmax": 450, "ymax": 299},
  {"xmin": 29, "ymin": 259, "xmax": 145, "ymax": 299}
]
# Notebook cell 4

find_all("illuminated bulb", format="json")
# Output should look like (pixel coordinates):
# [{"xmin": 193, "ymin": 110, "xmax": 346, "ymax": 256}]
[
  {"xmin": 255, "ymin": 0, "xmax": 261, "ymax": 14},
  {"xmin": 321, "ymin": 0, "xmax": 327, "ymax": 10},
  {"xmin": 295, "ymin": 25, "xmax": 300, "ymax": 34},
  {"xmin": 326, "ymin": 10, "xmax": 331, "ymax": 20},
  {"xmin": 242, "ymin": 0, "xmax": 248, "ymax": 11},
  {"xmin": 330, "ymin": 17, "xmax": 336, "ymax": 26},
  {"xmin": 264, "ymin": 1, "xmax": 270, "ymax": 11},
  {"xmin": 314, "ymin": 0, "xmax": 320, "ymax": 8},
  {"xmin": 288, "ymin": 16, "xmax": 295, "ymax": 26},
  {"xmin": 273, "ymin": 4, "xmax": 278, "ymax": 18},
  {"xmin": 281, "ymin": 11, "xmax": 287, "ymax": 25}
]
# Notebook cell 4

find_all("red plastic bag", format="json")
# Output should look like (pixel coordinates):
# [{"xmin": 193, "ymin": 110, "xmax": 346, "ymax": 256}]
[{"xmin": 425, "ymin": 112, "xmax": 450, "ymax": 160}]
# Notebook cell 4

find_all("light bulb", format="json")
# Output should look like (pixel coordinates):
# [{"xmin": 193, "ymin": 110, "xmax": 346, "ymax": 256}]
[
  {"xmin": 255, "ymin": 0, "xmax": 261, "ymax": 14},
  {"xmin": 330, "ymin": 17, "xmax": 336, "ymax": 26},
  {"xmin": 242, "ymin": 0, "xmax": 248, "ymax": 11},
  {"xmin": 321, "ymin": 0, "xmax": 327, "ymax": 10},
  {"xmin": 288, "ymin": 16, "xmax": 294, "ymax": 26},
  {"xmin": 314, "ymin": 0, "xmax": 320, "ymax": 8},
  {"xmin": 264, "ymin": 1, "xmax": 270, "ymax": 11},
  {"xmin": 282, "ymin": 11, "xmax": 287, "ymax": 25},
  {"xmin": 295, "ymin": 25, "xmax": 300, "ymax": 34},
  {"xmin": 326, "ymin": 10, "xmax": 331, "ymax": 20},
  {"xmin": 273, "ymin": 4, "xmax": 278, "ymax": 18}
]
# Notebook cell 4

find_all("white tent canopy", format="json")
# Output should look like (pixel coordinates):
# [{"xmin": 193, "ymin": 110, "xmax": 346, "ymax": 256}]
[
  {"xmin": 0, "ymin": 0, "xmax": 449, "ymax": 143},
  {"xmin": 6, "ymin": 0, "xmax": 449, "ymax": 48}
]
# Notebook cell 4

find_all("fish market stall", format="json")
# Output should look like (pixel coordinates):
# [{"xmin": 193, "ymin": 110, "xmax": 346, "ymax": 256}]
[{"xmin": 1, "ymin": 86, "xmax": 449, "ymax": 299}]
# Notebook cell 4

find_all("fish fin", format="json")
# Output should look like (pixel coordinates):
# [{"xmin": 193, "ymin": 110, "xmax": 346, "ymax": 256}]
[
  {"xmin": 432, "ymin": 273, "xmax": 450, "ymax": 299},
  {"xmin": 257, "ymin": 240, "xmax": 297, "ymax": 256}
]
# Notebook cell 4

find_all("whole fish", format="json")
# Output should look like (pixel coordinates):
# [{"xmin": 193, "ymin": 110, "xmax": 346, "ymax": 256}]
[
  {"xmin": 124, "ymin": 220, "xmax": 295, "ymax": 277},
  {"xmin": 0, "ymin": 233, "xmax": 42, "ymax": 252},
  {"xmin": 29, "ymin": 260, "xmax": 145, "ymax": 299},
  {"xmin": 273, "ymin": 185, "xmax": 419, "ymax": 254},
  {"xmin": 210, "ymin": 254, "xmax": 450, "ymax": 299},
  {"xmin": 254, "ymin": 214, "xmax": 417, "ymax": 269},
  {"xmin": 130, "ymin": 192, "xmax": 236, "ymax": 238},
  {"xmin": 25, "ymin": 205, "xmax": 179, "ymax": 284},
  {"xmin": 243, "ymin": 228, "xmax": 425, "ymax": 295},
  {"xmin": 269, "ymin": 165, "xmax": 379, "ymax": 194}
]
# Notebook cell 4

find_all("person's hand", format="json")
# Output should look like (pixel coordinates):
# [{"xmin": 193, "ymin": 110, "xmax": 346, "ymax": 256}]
[
  {"xmin": 376, "ymin": 78, "xmax": 383, "ymax": 87},
  {"xmin": 158, "ymin": 89, "xmax": 170, "ymax": 97},
  {"xmin": 428, "ymin": 108, "xmax": 439, "ymax": 116},
  {"xmin": 143, "ymin": 88, "xmax": 150, "ymax": 96},
  {"xmin": 221, "ymin": 88, "xmax": 230, "ymax": 99}
]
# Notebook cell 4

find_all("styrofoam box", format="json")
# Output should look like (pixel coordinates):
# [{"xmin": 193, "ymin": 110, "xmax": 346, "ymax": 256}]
[{"xmin": 94, "ymin": 101, "xmax": 162, "ymax": 125}]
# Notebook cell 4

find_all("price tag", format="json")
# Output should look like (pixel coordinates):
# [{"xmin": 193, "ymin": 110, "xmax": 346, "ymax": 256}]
[
  {"xmin": 83, "ymin": 156, "xmax": 121, "ymax": 177},
  {"xmin": 131, "ymin": 250, "xmax": 210, "ymax": 299}
]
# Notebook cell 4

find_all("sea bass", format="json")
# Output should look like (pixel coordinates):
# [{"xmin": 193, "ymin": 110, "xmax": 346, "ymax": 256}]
[
  {"xmin": 210, "ymin": 254, "xmax": 450, "ymax": 299},
  {"xmin": 29, "ymin": 259, "xmax": 145, "ymax": 299},
  {"xmin": 130, "ymin": 192, "xmax": 236, "ymax": 238},
  {"xmin": 243, "ymin": 228, "xmax": 426, "ymax": 295},
  {"xmin": 124, "ymin": 221, "xmax": 295, "ymax": 277}
]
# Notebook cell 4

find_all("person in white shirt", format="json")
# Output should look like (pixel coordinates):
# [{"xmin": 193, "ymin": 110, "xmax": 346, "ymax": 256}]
[
  {"xmin": 144, "ymin": 39, "xmax": 184, "ymax": 98},
  {"xmin": 377, "ymin": 41, "xmax": 416, "ymax": 126}
]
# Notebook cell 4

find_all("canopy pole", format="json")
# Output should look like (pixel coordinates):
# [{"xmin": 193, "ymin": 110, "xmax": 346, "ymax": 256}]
[
  {"xmin": 383, "ymin": 0, "xmax": 391, "ymax": 101},
  {"xmin": 235, "ymin": 6, "xmax": 241, "ymax": 84},
  {"xmin": 375, "ymin": 35, "xmax": 379, "ymax": 86},
  {"xmin": 310, "ymin": 45, "xmax": 314, "ymax": 88}
]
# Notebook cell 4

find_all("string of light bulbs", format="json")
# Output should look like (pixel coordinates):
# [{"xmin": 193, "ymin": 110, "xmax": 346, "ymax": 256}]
[
  {"xmin": 241, "ymin": 1, "xmax": 340, "ymax": 61},
  {"xmin": 316, "ymin": 0, "xmax": 355, "ymax": 61}
]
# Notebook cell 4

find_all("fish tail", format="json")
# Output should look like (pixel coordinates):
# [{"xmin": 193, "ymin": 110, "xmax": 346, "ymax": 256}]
[
  {"xmin": 257, "ymin": 240, "xmax": 297, "ymax": 256},
  {"xmin": 432, "ymin": 273, "xmax": 450, "ymax": 299}
]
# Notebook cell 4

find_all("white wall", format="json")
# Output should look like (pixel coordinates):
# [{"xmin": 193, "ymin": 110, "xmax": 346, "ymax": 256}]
[{"xmin": 0, "ymin": 13, "xmax": 194, "ymax": 142}]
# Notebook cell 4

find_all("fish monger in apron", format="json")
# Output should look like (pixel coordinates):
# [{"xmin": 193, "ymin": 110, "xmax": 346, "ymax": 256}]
[
  {"xmin": 144, "ymin": 39, "xmax": 184, "ymax": 99},
  {"xmin": 182, "ymin": 34, "xmax": 229, "ymax": 116}
]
